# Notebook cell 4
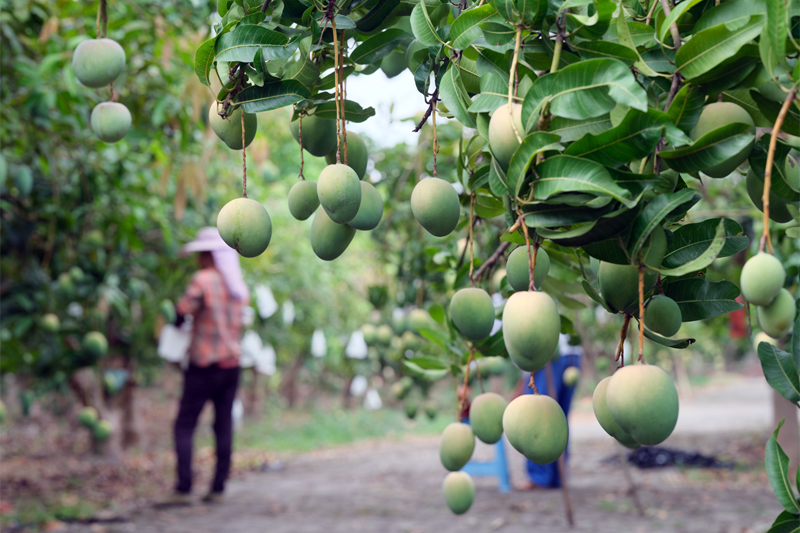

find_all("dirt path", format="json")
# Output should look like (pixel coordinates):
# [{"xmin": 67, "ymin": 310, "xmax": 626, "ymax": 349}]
[{"xmin": 65, "ymin": 377, "xmax": 782, "ymax": 533}]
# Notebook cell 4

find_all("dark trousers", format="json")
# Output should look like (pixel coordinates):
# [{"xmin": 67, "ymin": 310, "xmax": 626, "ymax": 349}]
[{"xmin": 174, "ymin": 364, "xmax": 240, "ymax": 494}]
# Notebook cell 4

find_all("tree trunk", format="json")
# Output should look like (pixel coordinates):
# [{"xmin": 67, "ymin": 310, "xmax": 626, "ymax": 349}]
[
  {"xmin": 245, "ymin": 369, "xmax": 261, "ymax": 418},
  {"xmin": 773, "ymin": 390, "xmax": 800, "ymax": 473},
  {"xmin": 342, "ymin": 375, "xmax": 354, "ymax": 409},
  {"xmin": 281, "ymin": 354, "xmax": 304, "ymax": 408}
]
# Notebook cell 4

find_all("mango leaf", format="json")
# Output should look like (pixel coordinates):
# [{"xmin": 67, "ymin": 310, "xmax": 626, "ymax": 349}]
[
  {"xmin": 315, "ymin": 14, "xmax": 356, "ymax": 30},
  {"xmin": 281, "ymin": 37, "xmax": 319, "ymax": 86},
  {"xmin": 662, "ymin": 218, "xmax": 749, "ymax": 269},
  {"xmin": 351, "ymin": 28, "xmax": 409, "ymax": 64},
  {"xmin": 410, "ymin": 1, "xmax": 445, "ymax": 47},
  {"xmin": 355, "ymin": 0, "xmax": 401, "ymax": 32},
  {"xmin": 215, "ymin": 25, "xmax": 291, "ymax": 62},
  {"xmin": 480, "ymin": 21, "xmax": 516, "ymax": 46},
  {"xmin": 235, "ymin": 80, "xmax": 310, "ymax": 113},
  {"xmin": 663, "ymin": 279, "xmax": 743, "ymax": 321},
  {"xmin": 491, "ymin": 0, "xmax": 520, "ymax": 24},
  {"xmin": 720, "ymin": 89, "xmax": 772, "ymax": 127},
  {"xmin": 313, "ymin": 100, "xmax": 376, "ymax": 123},
  {"xmin": 767, "ymin": 419, "xmax": 800, "ymax": 513},
  {"xmin": 488, "ymin": 155, "xmax": 509, "ymax": 196},
  {"xmin": 522, "ymin": 202, "xmax": 616, "ymax": 227},
  {"xmin": 474, "ymin": 328, "xmax": 508, "ymax": 358},
  {"xmin": 656, "ymin": 219, "xmax": 727, "ymax": 277},
  {"xmin": 667, "ymin": 85, "xmax": 707, "ymax": 132},
  {"xmin": 616, "ymin": 14, "xmax": 659, "ymax": 77},
  {"xmin": 660, "ymin": 123, "xmax": 755, "ymax": 174},
  {"xmin": 547, "ymin": 206, "xmax": 640, "ymax": 248},
  {"xmin": 627, "ymin": 189, "xmax": 697, "ymax": 261},
  {"xmin": 429, "ymin": 303, "xmax": 446, "ymax": 325},
  {"xmin": 604, "ymin": 19, "xmax": 656, "ymax": 48},
  {"xmin": 760, "ymin": 0, "xmax": 788, "ymax": 78},
  {"xmin": 771, "ymin": 511, "xmax": 800, "ymax": 529},
  {"xmin": 750, "ymin": 91, "xmax": 800, "ymax": 137},
  {"xmin": 468, "ymin": 71, "xmax": 512, "ymax": 113},
  {"xmin": 521, "ymin": 59, "xmax": 648, "ymax": 132},
  {"xmin": 451, "ymin": 4, "xmax": 499, "ymax": 49},
  {"xmin": 749, "ymin": 138, "xmax": 800, "ymax": 201},
  {"xmin": 439, "ymin": 63, "xmax": 476, "ymax": 128},
  {"xmin": 194, "ymin": 36, "xmax": 218, "ymax": 87},
  {"xmin": 657, "ymin": 0, "xmax": 706, "ymax": 43},
  {"xmin": 402, "ymin": 360, "xmax": 449, "ymax": 381},
  {"xmin": 675, "ymin": 15, "xmax": 765, "ymax": 79},
  {"xmin": 218, "ymin": 0, "xmax": 229, "ymax": 17},
  {"xmin": 767, "ymin": 519, "xmax": 800, "ymax": 532},
  {"xmin": 534, "ymin": 155, "xmax": 638, "ymax": 208},
  {"xmin": 549, "ymin": 115, "xmax": 613, "ymax": 143},
  {"xmin": 643, "ymin": 328, "xmax": 695, "ymax": 349},
  {"xmin": 418, "ymin": 327, "xmax": 451, "ymax": 351},
  {"xmin": 693, "ymin": 0, "xmax": 767, "ymax": 33},
  {"xmin": 582, "ymin": 280, "xmax": 614, "ymax": 313},
  {"xmin": 795, "ymin": 297, "xmax": 800, "ymax": 371},
  {"xmin": 507, "ymin": 132, "xmax": 563, "ymax": 198},
  {"xmin": 406, "ymin": 356, "xmax": 449, "ymax": 370},
  {"xmin": 571, "ymin": 40, "xmax": 637, "ymax": 66},
  {"xmin": 582, "ymin": 236, "xmax": 631, "ymax": 265},
  {"xmin": 565, "ymin": 108, "xmax": 690, "ymax": 168}
]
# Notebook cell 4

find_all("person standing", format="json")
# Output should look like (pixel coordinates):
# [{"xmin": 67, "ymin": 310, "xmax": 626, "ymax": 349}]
[{"xmin": 161, "ymin": 227, "xmax": 250, "ymax": 506}]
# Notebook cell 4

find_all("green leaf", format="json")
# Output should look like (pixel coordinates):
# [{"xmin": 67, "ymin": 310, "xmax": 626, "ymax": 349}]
[
  {"xmin": 656, "ymin": 219, "xmax": 728, "ymax": 277},
  {"xmin": 657, "ymin": 0, "xmax": 705, "ymax": 43},
  {"xmin": 315, "ymin": 14, "xmax": 356, "ymax": 30},
  {"xmin": 451, "ymin": 4, "xmax": 500, "ymax": 50},
  {"xmin": 582, "ymin": 280, "xmax": 614, "ymax": 313},
  {"xmin": 402, "ymin": 360, "xmax": 449, "ymax": 381},
  {"xmin": 667, "ymin": 85, "xmax": 707, "ymax": 132},
  {"xmin": 547, "ymin": 206, "xmax": 640, "ymax": 248},
  {"xmin": 772, "ymin": 511, "xmax": 800, "ymax": 529},
  {"xmin": 215, "ymin": 25, "xmax": 291, "ymax": 62},
  {"xmin": 523, "ymin": 202, "xmax": 616, "ymax": 228},
  {"xmin": 761, "ymin": 343, "xmax": 800, "ymax": 404},
  {"xmin": 663, "ymin": 279, "xmax": 743, "ymax": 322},
  {"xmin": 488, "ymin": 154, "xmax": 509, "ymax": 196},
  {"xmin": 491, "ymin": 0, "xmax": 520, "ymax": 24},
  {"xmin": 616, "ymin": 14, "xmax": 659, "ymax": 77},
  {"xmin": 565, "ymin": 108, "xmax": 690, "ymax": 168},
  {"xmin": 660, "ymin": 123, "xmax": 755, "ymax": 174},
  {"xmin": 194, "ymin": 36, "xmax": 218, "ymax": 87},
  {"xmin": 694, "ymin": 0, "xmax": 767, "ymax": 33},
  {"xmin": 675, "ymin": 15, "xmax": 765, "ymax": 79},
  {"xmin": 794, "ymin": 297, "xmax": 800, "ymax": 371},
  {"xmin": 767, "ymin": 419, "xmax": 800, "ymax": 513},
  {"xmin": 571, "ymin": 40, "xmax": 637, "ymax": 66},
  {"xmin": 351, "ymin": 28, "xmax": 409, "ymax": 64},
  {"xmin": 549, "ymin": 115, "xmax": 613, "ymax": 143},
  {"xmin": 406, "ymin": 356, "xmax": 449, "ymax": 370},
  {"xmin": 582, "ymin": 236, "xmax": 631, "ymax": 265},
  {"xmin": 410, "ymin": 1, "xmax": 444, "ymax": 47},
  {"xmin": 439, "ymin": 63, "xmax": 476, "ymax": 128},
  {"xmin": 534, "ymin": 155, "xmax": 637, "ymax": 208},
  {"xmin": 234, "ymin": 80, "xmax": 310, "ymax": 113},
  {"xmin": 767, "ymin": 519, "xmax": 800, "ymax": 533},
  {"xmin": 480, "ymin": 21, "xmax": 516, "ymax": 46},
  {"xmin": 218, "ymin": 0, "xmax": 230, "ymax": 17},
  {"xmin": 662, "ymin": 218, "xmax": 749, "ymax": 269},
  {"xmin": 507, "ymin": 132, "xmax": 563, "ymax": 198},
  {"xmin": 473, "ymin": 328, "xmax": 508, "ymax": 358},
  {"xmin": 750, "ymin": 91, "xmax": 800, "ymax": 137},
  {"xmin": 468, "ymin": 71, "xmax": 512, "ymax": 113},
  {"xmin": 313, "ymin": 100, "xmax": 376, "ymax": 123},
  {"xmin": 643, "ymin": 328, "xmax": 696, "ymax": 349},
  {"xmin": 760, "ymin": 0, "xmax": 788, "ymax": 78},
  {"xmin": 418, "ymin": 327, "xmax": 451, "ymax": 351},
  {"xmin": 627, "ymin": 189, "xmax": 697, "ymax": 261},
  {"xmin": 281, "ymin": 37, "xmax": 319, "ymax": 86},
  {"xmin": 355, "ymin": 0, "xmax": 401, "ymax": 32},
  {"xmin": 748, "ymin": 138, "xmax": 800, "ymax": 201},
  {"xmin": 521, "ymin": 59, "xmax": 648, "ymax": 132},
  {"xmin": 429, "ymin": 303, "xmax": 446, "ymax": 325}
]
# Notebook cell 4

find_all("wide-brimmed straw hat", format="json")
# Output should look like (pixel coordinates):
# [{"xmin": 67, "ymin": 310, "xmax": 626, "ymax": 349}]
[{"xmin": 182, "ymin": 227, "xmax": 231, "ymax": 253}]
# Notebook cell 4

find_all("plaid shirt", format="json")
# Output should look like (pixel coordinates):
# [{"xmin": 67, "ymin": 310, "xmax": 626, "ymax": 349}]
[{"xmin": 176, "ymin": 268, "xmax": 243, "ymax": 368}]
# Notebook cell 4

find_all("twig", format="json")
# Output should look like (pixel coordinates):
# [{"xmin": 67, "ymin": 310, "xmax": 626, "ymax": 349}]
[
  {"xmin": 615, "ymin": 314, "xmax": 632, "ymax": 364},
  {"xmin": 331, "ymin": 17, "xmax": 342, "ymax": 164},
  {"xmin": 96, "ymin": 0, "xmax": 108, "ymax": 39},
  {"xmin": 473, "ymin": 241, "xmax": 511, "ymax": 281},
  {"xmin": 469, "ymin": 194, "xmax": 476, "ymax": 285},
  {"xmin": 432, "ymin": 93, "xmax": 439, "ymax": 178},
  {"xmin": 760, "ymin": 87, "xmax": 797, "ymax": 254},
  {"xmin": 298, "ymin": 113, "xmax": 305, "ymax": 180},
  {"xmin": 241, "ymin": 110, "xmax": 247, "ymax": 197},
  {"xmin": 520, "ymin": 216, "xmax": 538, "ymax": 291},
  {"xmin": 340, "ymin": 29, "xmax": 348, "ymax": 165},
  {"xmin": 260, "ymin": 0, "xmax": 271, "ymax": 13},
  {"xmin": 459, "ymin": 348, "xmax": 475, "ymax": 416},
  {"xmin": 412, "ymin": 89, "xmax": 439, "ymax": 132},
  {"xmin": 527, "ymin": 373, "xmax": 538, "ymax": 394},
  {"xmin": 659, "ymin": 0, "xmax": 682, "ymax": 51},
  {"xmin": 508, "ymin": 25, "xmax": 524, "ymax": 144},
  {"xmin": 638, "ymin": 263, "xmax": 645, "ymax": 364}
]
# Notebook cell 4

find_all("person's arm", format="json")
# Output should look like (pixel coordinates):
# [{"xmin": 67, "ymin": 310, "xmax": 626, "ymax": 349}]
[{"xmin": 175, "ymin": 273, "xmax": 205, "ymax": 326}]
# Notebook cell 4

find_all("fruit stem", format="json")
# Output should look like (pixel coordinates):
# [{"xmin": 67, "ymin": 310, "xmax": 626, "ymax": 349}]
[
  {"xmin": 432, "ymin": 93, "xmax": 439, "ymax": 178},
  {"xmin": 520, "ymin": 215, "xmax": 538, "ymax": 292},
  {"xmin": 340, "ymin": 29, "xmax": 348, "ymax": 166},
  {"xmin": 459, "ymin": 348, "xmax": 474, "ymax": 417},
  {"xmin": 469, "ymin": 193, "xmax": 475, "ymax": 286},
  {"xmin": 638, "ymin": 262, "xmax": 645, "ymax": 364},
  {"xmin": 298, "ymin": 112, "xmax": 305, "ymax": 180},
  {"xmin": 96, "ymin": 0, "xmax": 108, "ymax": 39},
  {"xmin": 760, "ymin": 86, "xmax": 796, "ymax": 254},
  {"xmin": 241, "ymin": 110, "xmax": 247, "ymax": 197},
  {"xmin": 508, "ymin": 24, "xmax": 524, "ymax": 144},
  {"xmin": 659, "ymin": 0, "xmax": 682, "ymax": 52},
  {"xmin": 615, "ymin": 314, "xmax": 631, "ymax": 365},
  {"xmin": 475, "ymin": 356, "xmax": 485, "ymax": 394},
  {"xmin": 331, "ymin": 16, "xmax": 342, "ymax": 165},
  {"xmin": 527, "ymin": 373, "xmax": 538, "ymax": 394}
]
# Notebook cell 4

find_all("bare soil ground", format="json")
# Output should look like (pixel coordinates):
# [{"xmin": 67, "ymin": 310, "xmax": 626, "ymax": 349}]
[{"xmin": 43, "ymin": 376, "xmax": 782, "ymax": 533}]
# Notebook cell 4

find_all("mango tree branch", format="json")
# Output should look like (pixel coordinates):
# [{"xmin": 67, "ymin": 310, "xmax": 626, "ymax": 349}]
[
  {"xmin": 659, "ymin": 0, "xmax": 682, "ymax": 51},
  {"xmin": 473, "ymin": 241, "xmax": 511, "ymax": 281},
  {"xmin": 638, "ymin": 263, "xmax": 645, "ymax": 364},
  {"xmin": 615, "ymin": 314, "xmax": 632, "ymax": 364},
  {"xmin": 760, "ymin": 86, "xmax": 797, "ymax": 254},
  {"xmin": 508, "ymin": 24, "xmax": 524, "ymax": 144}
]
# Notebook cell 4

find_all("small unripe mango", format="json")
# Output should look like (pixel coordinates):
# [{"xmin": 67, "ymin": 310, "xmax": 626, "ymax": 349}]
[
  {"xmin": 291, "ymin": 115, "xmax": 337, "ymax": 157},
  {"xmin": 288, "ymin": 180, "xmax": 320, "ymax": 221},
  {"xmin": 40, "ymin": 313, "xmax": 60, "ymax": 333},
  {"xmin": 740, "ymin": 253, "xmax": 785, "ymax": 306},
  {"xmin": 217, "ymin": 198, "xmax": 272, "ymax": 258},
  {"xmin": 83, "ymin": 331, "xmax": 108, "ymax": 357},
  {"xmin": 470, "ymin": 392, "xmax": 507, "ymax": 444},
  {"xmin": 502, "ymin": 291, "xmax": 560, "ymax": 373},
  {"xmin": 347, "ymin": 181, "xmax": 383, "ymax": 231},
  {"xmin": 208, "ymin": 104, "xmax": 257, "ymax": 150},
  {"xmin": 439, "ymin": 422, "xmax": 475, "ymax": 471},
  {"xmin": 78, "ymin": 406, "xmax": 99, "ymax": 428},
  {"xmin": 606, "ymin": 365, "xmax": 679, "ymax": 446},
  {"xmin": 644, "ymin": 295, "xmax": 682, "ymax": 337},
  {"xmin": 442, "ymin": 472, "xmax": 475, "ymax": 515},
  {"xmin": 753, "ymin": 331, "xmax": 779, "ymax": 352},
  {"xmin": 506, "ymin": 246, "xmax": 549, "ymax": 291},
  {"xmin": 598, "ymin": 227, "xmax": 666, "ymax": 313},
  {"xmin": 93, "ymin": 419, "xmax": 113, "ymax": 440},
  {"xmin": 450, "ymin": 288, "xmax": 495, "ymax": 341},
  {"xmin": 488, "ymin": 103, "xmax": 524, "ymax": 170},
  {"xmin": 757, "ymin": 288, "xmax": 796, "ymax": 339},
  {"xmin": 563, "ymin": 366, "xmax": 580, "ymax": 387},
  {"xmin": 91, "ymin": 102, "xmax": 131, "ymax": 143},
  {"xmin": 72, "ymin": 38, "xmax": 125, "ymax": 88},
  {"xmin": 503, "ymin": 394, "xmax": 568, "ymax": 464},
  {"xmin": 317, "ymin": 164, "xmax": 362, "ymax": 224},
  {"xmin": 310, "ymin": 207, "xmax": 356, "ymax": 261},
  {"xmin": 410, "ymin": 178, "xmax": 460, "ymax": 237}
]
